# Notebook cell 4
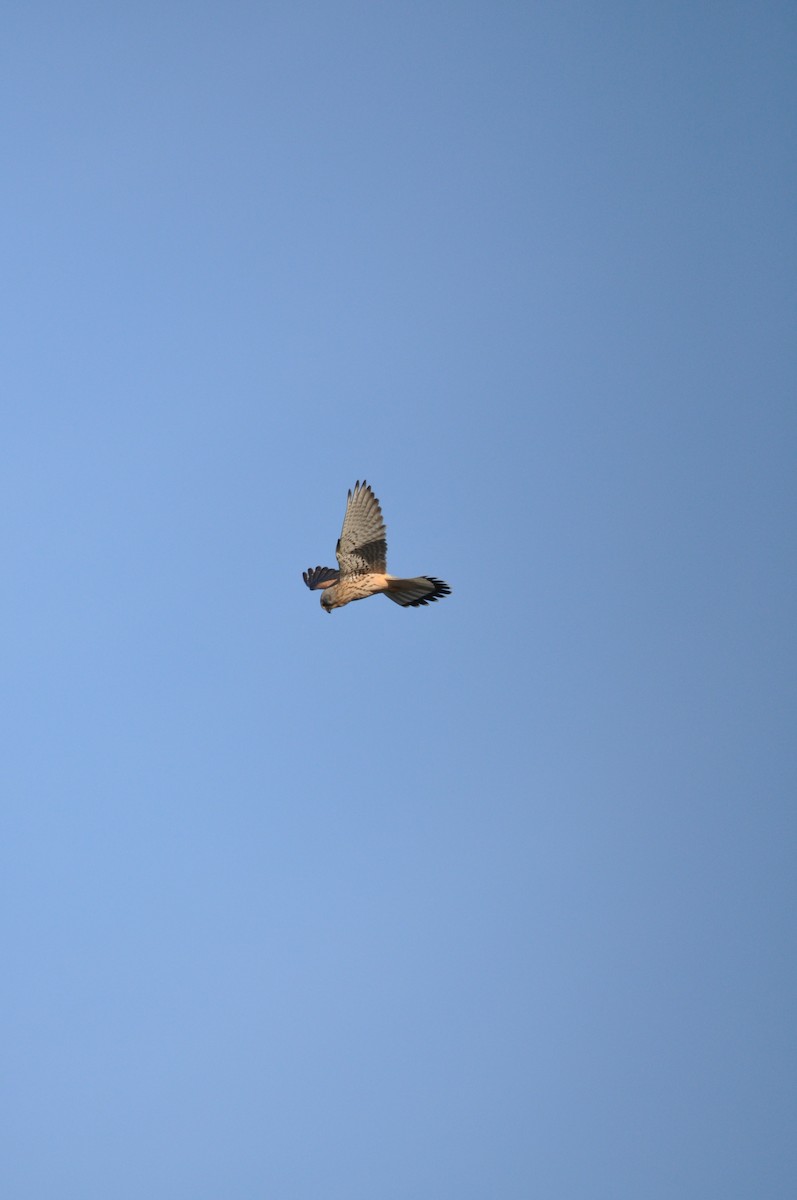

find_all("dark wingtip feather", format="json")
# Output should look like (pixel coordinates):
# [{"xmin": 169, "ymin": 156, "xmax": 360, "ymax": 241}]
[
  {"xmin": 406, "ymin": 577, "xmax": 451, "ymax": 607},
  {"xmin": 303, "ymin": 565, "xmax": 339, "ymax": 591}
]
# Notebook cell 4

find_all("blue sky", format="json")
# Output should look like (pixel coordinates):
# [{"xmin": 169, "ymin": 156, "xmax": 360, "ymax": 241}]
[{"xmin": 2, "ymin": 3, "xmax": 795, "ymax": 1196}]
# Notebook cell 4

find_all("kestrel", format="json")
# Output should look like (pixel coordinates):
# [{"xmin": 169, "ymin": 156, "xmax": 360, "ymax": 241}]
[{"xmin": 303, "ymin": 480, "xmax": 451, "ymax": 614}]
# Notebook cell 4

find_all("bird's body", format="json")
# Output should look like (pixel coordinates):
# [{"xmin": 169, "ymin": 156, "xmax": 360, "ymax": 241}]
[{"xmin": 303, "ymin": 480, "xmax": 451, "ymax": 613}]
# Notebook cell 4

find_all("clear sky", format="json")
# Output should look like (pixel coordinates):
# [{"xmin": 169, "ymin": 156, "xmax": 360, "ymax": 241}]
[{"xmin": 2, "ymin": 3, "xmax": 795, "ymax": 1197}]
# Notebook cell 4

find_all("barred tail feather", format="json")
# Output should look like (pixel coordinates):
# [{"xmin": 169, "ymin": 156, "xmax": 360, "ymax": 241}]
[{"xmin": 384, "ymin": 576, "xmax": 451, "ymax": 607}]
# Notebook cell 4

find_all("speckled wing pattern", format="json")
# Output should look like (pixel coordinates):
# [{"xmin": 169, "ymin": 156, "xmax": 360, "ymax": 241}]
[{"xmin": 335, "ymin": 480, "xmax": 387, "ymax": 578}]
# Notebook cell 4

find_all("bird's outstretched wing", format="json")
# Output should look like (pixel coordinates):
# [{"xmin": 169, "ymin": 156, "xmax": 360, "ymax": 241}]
[
  {"xmin": 302, "ymin": 565, "xmax": 340, "ymax": 591},
  {"xmin": 384, "ymin": 577, "xmax": 452, "ymax": 606},
  {"xmin": 335, "ymin": 480, "xmax": 387, "ymax": 577}
]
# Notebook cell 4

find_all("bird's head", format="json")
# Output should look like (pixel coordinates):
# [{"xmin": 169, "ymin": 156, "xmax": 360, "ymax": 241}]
[{"xmin": 320, "ymin": 592, "xmax": 334, "ymax": 614}]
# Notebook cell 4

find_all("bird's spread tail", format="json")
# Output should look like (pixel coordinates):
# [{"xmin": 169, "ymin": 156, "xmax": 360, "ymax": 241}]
[{"xmin": 384, "ymin": 576, "xmax": 451, "ymax": 607}]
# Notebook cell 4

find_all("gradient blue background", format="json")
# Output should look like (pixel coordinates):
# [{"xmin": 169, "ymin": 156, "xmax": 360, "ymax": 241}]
[{"xmin": 3, "ymin": 3, "xmax": 795, "ymax": 1196}]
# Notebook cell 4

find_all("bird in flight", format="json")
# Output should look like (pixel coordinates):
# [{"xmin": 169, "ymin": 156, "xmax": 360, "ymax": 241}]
[{"xmin": 303, "ymin": 480, "xmax": 451, "ymax": 614}]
